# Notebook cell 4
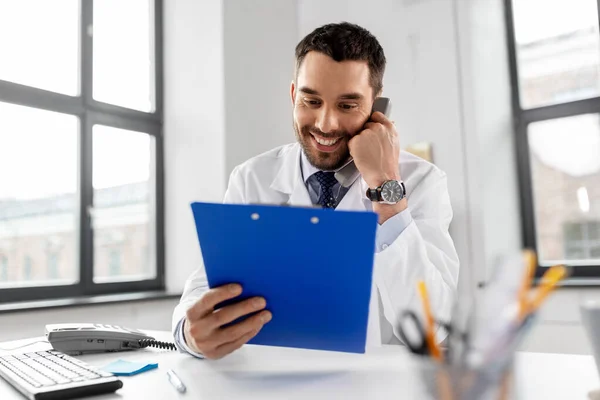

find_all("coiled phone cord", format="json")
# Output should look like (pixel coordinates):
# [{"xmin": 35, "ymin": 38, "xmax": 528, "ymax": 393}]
[{"xmin": 138, "ymin": 339, "xmax": 177, "ymax": 351}]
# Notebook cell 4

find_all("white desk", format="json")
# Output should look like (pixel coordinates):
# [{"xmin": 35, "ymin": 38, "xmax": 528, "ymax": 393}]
[{"xmin": 1, "ymin": 331, "xmax": 598, "ymax": 399}]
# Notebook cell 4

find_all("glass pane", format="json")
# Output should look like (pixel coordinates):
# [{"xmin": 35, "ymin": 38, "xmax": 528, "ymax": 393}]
[
  {"xmin": 0, "ymin": 102, "xmax": 79, "ymax": 287},
  {"xmin": 512, "ymin": 0, "xmax": 600, "ymax": 109},
  {"xmin": 0, "ymin": 1, "xmax": 79, "ymax": 95},
  {"xmin": 529, "ymin": 114, "xmax": 600, "ymax": 265},
  {"xmin": 93, "ymin": 0, "xmax": 155, "ymax": 112},
  {"xmin": 93, "ymin": 125, "xmax": 155, "ymax": 282}
]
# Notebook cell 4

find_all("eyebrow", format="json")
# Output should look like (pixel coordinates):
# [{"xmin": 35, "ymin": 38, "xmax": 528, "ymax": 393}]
[{"xmin": 298, "ymin": 87, "xmax": 364, "ymax": 101}]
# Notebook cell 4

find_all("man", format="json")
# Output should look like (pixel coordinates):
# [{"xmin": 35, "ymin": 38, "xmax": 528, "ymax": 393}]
[{"xmin": 172, "ymin": 22, "xmax": 459, "ymax": 360}]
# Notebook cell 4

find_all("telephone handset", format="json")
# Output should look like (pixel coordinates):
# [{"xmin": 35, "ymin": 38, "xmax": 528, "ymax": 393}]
[
  {"xmin": 334, "ymin": 97, "xmax": 393, "ymax": 186},
  {"xmin": 45, "ymin": 323, "xmax": 177, "ymax": 355}
]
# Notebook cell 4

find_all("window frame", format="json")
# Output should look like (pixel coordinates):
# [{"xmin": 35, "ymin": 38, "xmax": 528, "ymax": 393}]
[
  {"xmin": 504, "ymin": 0, "xmax": 600, "ymax": 279},
  {"xmin": 0, "ymin": 0, "xmax": 165, "ymax": 302}
]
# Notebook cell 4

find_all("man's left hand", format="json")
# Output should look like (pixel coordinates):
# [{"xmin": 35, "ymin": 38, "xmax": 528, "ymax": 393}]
[{"xmin": 348, "ymin": 111, "xmax": 400, "ymax": 188}]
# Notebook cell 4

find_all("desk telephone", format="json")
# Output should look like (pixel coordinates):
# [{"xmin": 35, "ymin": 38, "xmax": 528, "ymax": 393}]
[
  {"xmin": 334, "ymin": 97, "xmax": 392, "ymax": 186},
  {"xmin": 45, "ymin": 323, "xmax": 177, "ymax": 355}
]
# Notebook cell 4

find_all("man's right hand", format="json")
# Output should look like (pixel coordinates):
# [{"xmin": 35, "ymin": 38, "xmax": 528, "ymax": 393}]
[{"xmin": 183, "ymin": 283, "xmax": 272, "ymax": 359}]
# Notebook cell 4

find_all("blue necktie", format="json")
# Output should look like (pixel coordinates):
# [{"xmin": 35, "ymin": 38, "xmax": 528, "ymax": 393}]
[{"xmin": 314, "ymin": 171, "xmax": 338, "ymax": 209}]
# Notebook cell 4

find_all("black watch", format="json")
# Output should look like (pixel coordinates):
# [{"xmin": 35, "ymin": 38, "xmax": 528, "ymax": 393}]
[{"xmin": 366, "ymin": 180, "xmax": 406, "ymax": 204}]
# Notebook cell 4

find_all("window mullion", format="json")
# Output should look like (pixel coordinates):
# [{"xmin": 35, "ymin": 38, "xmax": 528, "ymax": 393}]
[{"xmin": 79, "ymin": 0, "xmax": 94, "ymax": 293}]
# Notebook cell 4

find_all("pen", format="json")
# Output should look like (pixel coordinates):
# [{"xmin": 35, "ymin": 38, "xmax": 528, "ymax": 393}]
[
  {"xmin": 166, "ymin": 369, "xmax": 186, "ymax": 393},
  {"xmin": 417, "ymin": 280, "xmax": 443, "ymax": 362}
]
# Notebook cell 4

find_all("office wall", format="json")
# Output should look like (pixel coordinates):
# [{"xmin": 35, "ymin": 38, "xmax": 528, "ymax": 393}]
[
  {"xmin": 163, "ymin": 0, "xmax": 227, "ymax": 292},
  {"xmin": 223, "ymin": 0, "xmax": 299, "ymax": 176}
]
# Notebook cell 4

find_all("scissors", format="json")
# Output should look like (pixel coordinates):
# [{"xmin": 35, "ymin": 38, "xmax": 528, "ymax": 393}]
[{"xmin": 398, "ymin": 310, "xmax": 468, "ymax": 361}]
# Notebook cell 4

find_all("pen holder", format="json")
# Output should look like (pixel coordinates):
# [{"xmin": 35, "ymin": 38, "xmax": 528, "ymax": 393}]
[{"xmin": 412, "ymin": 353, "xmax": 515, "ymax": 400}]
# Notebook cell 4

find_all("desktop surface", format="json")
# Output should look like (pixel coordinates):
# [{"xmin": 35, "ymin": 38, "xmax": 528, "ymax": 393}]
[{"xmin": 1, "ymin": 331, "xmax": 598, "ymax": 399}]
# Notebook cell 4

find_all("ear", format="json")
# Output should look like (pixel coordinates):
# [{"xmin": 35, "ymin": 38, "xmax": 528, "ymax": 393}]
[{"xmin": 290, "ymin": 80, "xmax": 296, "ymax": 106}]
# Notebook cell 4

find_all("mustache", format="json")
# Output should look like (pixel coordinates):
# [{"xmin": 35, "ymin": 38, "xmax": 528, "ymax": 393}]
[{"xmin": 300, "ymin": 126, "xmax": 351, "ymax": 139}]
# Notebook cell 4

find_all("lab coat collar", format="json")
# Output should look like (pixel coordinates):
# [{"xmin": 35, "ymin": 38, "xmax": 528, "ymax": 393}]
[{"xmin": 269, "ymin": 144, "xmax": 312, "ymax": 206}]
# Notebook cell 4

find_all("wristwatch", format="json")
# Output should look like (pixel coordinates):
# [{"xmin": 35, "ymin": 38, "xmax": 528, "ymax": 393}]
[{"xmin": 366, "ymin": 180, "xmax": 406, "ymax": 204}]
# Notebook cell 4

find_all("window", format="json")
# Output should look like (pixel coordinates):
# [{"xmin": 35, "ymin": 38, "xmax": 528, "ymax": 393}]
[
  {"xmin": 510, "ymin": 0, "xmax": 600, "ymax": 109},
  {"xmin": 92, "ymin": 126, "xmax": 155, "ymax": 283},
  {"xmin": 48, "ymin": 253, "xmax": 59, "ymax": 280},
  {"xmin": 0, "ymin": 102, "xmax": 78, "ymax": 287},
  {"xmin": 564, "ymin": 221, "xmax": 600, "ymax": 260},
  {"xmin": 0, "ymin": 1, "xmax": 79, "ymax": 95},
  {"xmin": 108, "ymin": 249, "xmax": 122, "ymax": 277},
  {"xmin": 0, "ymin": 1, "xmax": 164, "ymax": 303},
  {"xmin": 0, "ymin": 256, "xmax": 7, "ymax": 281},
  {"xmin": 93, "ymin": 0, "xmax": 155, "ymax": 111},
  {"xmin": 24, "ymin": 256, "xmax": 33, "ymax": 281},
  {"xmin": 506, "ymin": 0, "xmax": 600, "ymax": 278}
]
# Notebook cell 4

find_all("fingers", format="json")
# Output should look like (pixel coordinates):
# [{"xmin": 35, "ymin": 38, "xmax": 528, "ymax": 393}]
[
  {"xmin": 370, "ymin": 111, "xmax": 395, "ymax": 129},
  {"xmin": 186, "ymin": 284, "xmax": 243, "ymax": 321},
  {"xmin": 199, "ymin": 311, "xmax": 271, "ymax": 360},
  {"xmin": 217, "ymin": 309, "xmax": 272, "ymax": 344},
  {"xmin": 206, "ymin": 296, "xmax": 267, "ymax": 329},
  {"xmin": 208, "ymin": 327, "xmax": 262, "ymax": 360}
]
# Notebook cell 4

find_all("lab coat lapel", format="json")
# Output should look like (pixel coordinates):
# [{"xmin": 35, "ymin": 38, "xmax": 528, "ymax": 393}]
[
  {"xmin": 336, "ymin": 177, "xmax": 372, "ymax": 212},
  {"xmin": 270, "ymin": 144, "xmax": 312, "ymax": 207}
]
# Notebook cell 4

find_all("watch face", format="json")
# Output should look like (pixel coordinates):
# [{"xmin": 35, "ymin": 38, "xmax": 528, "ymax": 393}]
[{"xmin": 381, "ymin": 181, "xmax": 404, "ymax": 203}]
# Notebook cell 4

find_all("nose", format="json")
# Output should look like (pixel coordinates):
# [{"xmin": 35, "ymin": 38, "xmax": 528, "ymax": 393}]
[{"xmin": 315, "ymin": 107, "xmax": 340, "ymax": 134}]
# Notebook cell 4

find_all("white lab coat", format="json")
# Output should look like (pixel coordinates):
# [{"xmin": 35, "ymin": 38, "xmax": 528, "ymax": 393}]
[{"xmin": 172, "ymin": 142, "xmax": 459, "ymax": 348}]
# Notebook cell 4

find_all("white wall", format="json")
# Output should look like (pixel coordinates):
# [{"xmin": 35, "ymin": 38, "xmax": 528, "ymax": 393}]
[
  {"xmin": 163, "ymin": 0, "xmax": 227, "ymax": 293},
  {"xmin": 223, "ymin": 0, "xmax": 299, "ymax": 176}
]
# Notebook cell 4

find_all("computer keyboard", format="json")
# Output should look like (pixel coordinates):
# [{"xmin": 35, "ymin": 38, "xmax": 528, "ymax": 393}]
[{"xmin": 0, "ymin": 350, "xmax": 123, "ymax": 400}]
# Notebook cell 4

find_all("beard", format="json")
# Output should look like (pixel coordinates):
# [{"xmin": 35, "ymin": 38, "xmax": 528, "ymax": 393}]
[{"xmin": 294, "ymin": 122, "xmax": 353, "ymax": 171}]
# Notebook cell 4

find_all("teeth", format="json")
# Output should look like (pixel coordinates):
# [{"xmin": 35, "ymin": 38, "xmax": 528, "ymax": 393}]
[{"xmin": 314, "ymin": 136, "xmax": 340, "ymax": 146}]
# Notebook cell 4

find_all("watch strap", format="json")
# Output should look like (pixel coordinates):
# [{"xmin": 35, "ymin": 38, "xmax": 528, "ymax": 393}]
[{"xmin": 366, "ymin": 187, "xmax": 381, "ymax": 201}]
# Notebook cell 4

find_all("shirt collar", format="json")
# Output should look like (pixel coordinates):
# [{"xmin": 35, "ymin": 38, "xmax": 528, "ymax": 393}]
[
  {"xmin": 300, "ymin": 151, "xmax": 322, "ymax": 183},
  {"xmin": 300, "ymin": 150, "xmax": 360, "ymax": 187}
]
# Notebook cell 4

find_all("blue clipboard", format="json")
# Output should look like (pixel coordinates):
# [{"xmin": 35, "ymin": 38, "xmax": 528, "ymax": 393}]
[{"xmin": 190, "ymin": 202, "xmax": 378, "ymax": 354}]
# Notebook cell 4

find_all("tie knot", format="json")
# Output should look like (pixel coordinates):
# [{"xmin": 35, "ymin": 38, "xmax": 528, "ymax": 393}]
[{"xmin": 314, "ymin": 171, "xmax": 337, "ymax": 191}]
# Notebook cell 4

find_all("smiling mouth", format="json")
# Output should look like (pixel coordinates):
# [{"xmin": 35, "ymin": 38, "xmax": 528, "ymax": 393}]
[{"xmin": 312, "ymin": 135, "xmax": 342, "ymax": 146}]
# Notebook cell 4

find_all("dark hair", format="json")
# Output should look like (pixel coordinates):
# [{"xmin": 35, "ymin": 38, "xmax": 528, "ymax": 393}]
[{"xmin": 295, "ymin": 22, "xmax": 386, "ymax": 96}]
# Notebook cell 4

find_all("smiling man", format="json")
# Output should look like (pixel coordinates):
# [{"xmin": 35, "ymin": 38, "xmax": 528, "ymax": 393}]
[{"xmin": 172, "ymin": 22, "xmax": 460, "ymax": 360}]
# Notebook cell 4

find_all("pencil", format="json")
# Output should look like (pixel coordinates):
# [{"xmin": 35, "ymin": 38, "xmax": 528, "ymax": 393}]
[
  {"xmin": 528, "ymin": 265, "xmax": 568, "ymax": 314},
  {"xmin": 417, "ymin": 280, "xmax": 443, "ymax": 362},
  {"xmin": 518, "ymin": 249, "xmax": 537, "ymax": 320}
]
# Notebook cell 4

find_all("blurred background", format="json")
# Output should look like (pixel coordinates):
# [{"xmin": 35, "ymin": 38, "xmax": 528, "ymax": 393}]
[{"xmin": 0, "ymin": 0, "xmax": 599, "ymax": 355}]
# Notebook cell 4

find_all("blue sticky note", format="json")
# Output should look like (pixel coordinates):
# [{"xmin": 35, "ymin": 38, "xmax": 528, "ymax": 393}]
[{"xmin": 101, "ymin": 359, "xmax": 158, "ymax": 376}]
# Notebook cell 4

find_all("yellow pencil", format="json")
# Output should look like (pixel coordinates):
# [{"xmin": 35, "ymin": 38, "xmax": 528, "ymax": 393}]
[
  {"xmin": 527, "ymin": 265, "xmax": 568, "ymax": 314},
  {"xmin": 417, "ymin": 280, "xmax": 443, "ymax": 362},
  {"xmin": 518, "ymin": 249, "xmax": 537, "ymax": 320}
]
